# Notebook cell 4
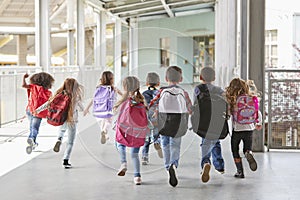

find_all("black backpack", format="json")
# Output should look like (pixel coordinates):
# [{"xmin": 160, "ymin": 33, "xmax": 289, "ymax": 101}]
[{"xmin": 191, "ymin": 84, "xmax": 229, "ymax": 140}]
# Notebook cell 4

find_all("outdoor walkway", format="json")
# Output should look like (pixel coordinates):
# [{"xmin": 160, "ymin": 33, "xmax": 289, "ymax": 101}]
[{"xmin": 0, "ymin": 112, "xmax": 299, "ymax": 200}]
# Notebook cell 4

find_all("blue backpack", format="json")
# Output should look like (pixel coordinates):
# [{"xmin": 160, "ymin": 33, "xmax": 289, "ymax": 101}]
[{"xmin": 92, "ymin": 86, "xmax": 115, "ymax": 118}]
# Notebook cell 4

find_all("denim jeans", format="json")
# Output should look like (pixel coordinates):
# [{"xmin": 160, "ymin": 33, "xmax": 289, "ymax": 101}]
[
  {"xmin": 116, "ymin": 142, "xmax": 141, "ymax": 177},
  {"xmin": 58, "ymin": 122, "xmax": 77, "ymax": 160},
  {"xmin": 26, "ymin": 110, "xmax": 42, "ymax": 143},
  {"xmin": 201, "ymin": 138, "xmax": 224, "ymax": 171},
  {"xmin": 160, "ymin": 135, "xmax": 182, "ymax": 170},
  {"xmin": 142, "ymin": 128, "xmax": 160, "ymax": 158}
]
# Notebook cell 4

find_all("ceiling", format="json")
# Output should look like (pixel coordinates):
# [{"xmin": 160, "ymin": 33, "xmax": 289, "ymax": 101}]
[{"xmin": 0, "ymin": 0, "xmax": 215, "ymax": 60}]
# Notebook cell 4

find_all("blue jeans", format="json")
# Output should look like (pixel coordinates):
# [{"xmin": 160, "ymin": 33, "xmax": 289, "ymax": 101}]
[
  {"xmin": 26, "ymin": 110, "xmax": 42, "ymax": 143},
  {"xmin": 142, "ymin": 128, "xmax": 160, "ymax": 158},
  {"xmin": 116, "ymin": 142, "xmax": 141, "ymax": 177},
  {"xmin": 201, "ymin": 138, "xmax": 224, "ymax": 170},
  {"xmin": 58, "ymin": 122, "xmax": 77, "ymax": 160},
  {"xmin": 160, "ymin": 135, "xmax": 182, "ymax": 170}
]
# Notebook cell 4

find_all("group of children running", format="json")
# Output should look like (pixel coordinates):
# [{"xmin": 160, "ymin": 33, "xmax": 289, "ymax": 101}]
[{"xmin": 22, "ymin": 65, "xmax": 262, "ymax": 187}]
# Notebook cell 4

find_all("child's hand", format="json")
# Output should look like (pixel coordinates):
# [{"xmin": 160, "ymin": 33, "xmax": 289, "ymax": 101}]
[
  {"xmin": 32, "ymin": 110, "xmax": 38, "ymax": 116},
  {"xmin": 255, "ymin": 125, "xmax": 262, "ymax": 130},
  {"xmin": 24, "ymin": 73, "xmax": 29, "ymax": 78},
  {"xmin": 83, "ymin": 109, "xmax": 89, "ymax": 116}
]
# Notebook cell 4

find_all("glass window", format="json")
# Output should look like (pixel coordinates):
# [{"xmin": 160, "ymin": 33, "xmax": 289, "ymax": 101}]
[{"xmin": 160, "ymin": 37, "xmax": 170, "ymax": 67}]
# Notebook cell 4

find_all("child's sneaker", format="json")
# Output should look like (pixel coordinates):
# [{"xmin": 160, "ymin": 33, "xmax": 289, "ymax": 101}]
[
  {"xmin": 141, "ymin": 157, "xmax": 149, "ymax": 165},
  {"xmin": 134, "ymin": 177, "xmax": 142, "ymax": 185},
  {"xmin": 63, "ymin": 159, "xmax": 72, "ymax": 169},
  {"xmin": 215, "ymin": 168, "xmax": 225, "ymax": 174},
  {"xmin": 168, "ymin": 164, "xmax": 178, "ymax": 187},
  {"xmin": 201, "ymin": 163, "xmax": 211, "ymax": 183},
  {"xmin": 100, "ymin": 131, "xmax": 108, "ymax": 144},
  {"xmin": 53, "ymin": 139, "xmax": 62, "ymax": 152},
  {"xmin": 26, "ymin": 138, "xmax": 37, "ymax": 154},
  {"xmin": 245, "ymin": 151, "xmax": 257, "ymax": 171},
  {"xmin": 234, "ymin": 171, "xmax": 245, "ymax": 178},
  {"xmin": 117, "ymin": 163, "xmax": 127, "ymax": 176},
  {"xmin": 154, "ymin": 143, "xmax": 163, "ymax": 158}
]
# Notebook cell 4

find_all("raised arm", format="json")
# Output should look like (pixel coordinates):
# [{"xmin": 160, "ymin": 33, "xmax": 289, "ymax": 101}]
[
  {"xmin": 22, "ymin": 73, "xmax": 30, "ymax": 89},
  {"xmin": 83, "ymin": 99, "xmax": 93, "ymax": 116}
]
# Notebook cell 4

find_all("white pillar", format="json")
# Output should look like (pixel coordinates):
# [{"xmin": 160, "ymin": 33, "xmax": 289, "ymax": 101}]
[
  {"xmin": 95, "ymin": 11, "xmax": 106, "ymax": 69},
  {"xmin": 35, "ymin": 0, "xmax": 51, "ymax": 71},
  {"xmin": 114, "ymin": 19, "xmax": 122, "ymax": 85},
  {"xmin": 76, "ymin": 0, "xmax": 85, "ymax": 68},
  {"xmin": 215, "ymin": 0, "xmax": 237, "ymax": 87},
  {"xmin": 240, "ymin": 0, "xmax": 249, "ymax": 79},
  {"xmin": 129, "ymin": 18, "xmax": 138, "ymax": 77},
  {"xmin": 67, "ymin": 0, "xmax": 75, "ymax": 66}
]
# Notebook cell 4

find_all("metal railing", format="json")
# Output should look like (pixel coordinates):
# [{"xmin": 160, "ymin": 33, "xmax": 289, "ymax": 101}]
[
  {"xmin": 0, "ymin": 66, "xmax": 102, "ymax": 127},
  {"xmin": 266, "ymin": 68, "xmax": 300, "ymax": 149}
]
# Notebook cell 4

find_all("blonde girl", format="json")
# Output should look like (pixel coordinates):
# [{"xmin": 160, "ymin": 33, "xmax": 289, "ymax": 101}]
[
  {"xmin": 114, "ymin": 76, "xmax": 146, "ymax": 185},
  {"xmin": 36, "ymin": 78, "xmax": 84, "ymax": 168}
]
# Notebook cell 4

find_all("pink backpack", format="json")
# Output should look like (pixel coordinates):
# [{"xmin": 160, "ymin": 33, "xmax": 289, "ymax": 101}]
[
  {"xmin": 115, "ymin": 98, "xmax": 149, "ymax": 147},
  {"xmin": 233, "ymin": 95, "xmax": 259, "ymax": 124}
]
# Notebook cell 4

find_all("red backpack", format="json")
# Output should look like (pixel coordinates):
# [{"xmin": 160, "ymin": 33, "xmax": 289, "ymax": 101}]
[
  {"xmin": 233, "ymin": 95, "xmax": 259, "ymax": 124},
  {"xmin": 47, "ymin": 91, "xmax": 71, "ymax": 126},
  {"xmin": 115, "ymin": 98, "xmax": 149, "ymax": 147},
  {"xmin": 27, "ymin": 84, "xmax": 52, "ymax": 118}
]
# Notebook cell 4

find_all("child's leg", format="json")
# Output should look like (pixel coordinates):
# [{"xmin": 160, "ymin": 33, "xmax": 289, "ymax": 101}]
[
  {"xmin": 141, "ymin": 135, "xmax": 150, "ymax": 160},
  {"xmin": 231, "ymin": 131, "xmax": 244, "ymax": 178},
  {"xmin": 211, "ymin": 140, "xmax": 225, "ymax": 172},
  {"xmin": 131, "ymin": 147, "xmax": 141, "ymax": 177},
  {"xmin": 160, "ymin": 135, "xmax": 171, "ymax": 170},
  {"xmin": 169, "ymin": 137, "xmax": 182, "ymax": 168},
  {"xmin": 116, "ymin": 142, "xmax": 127, "ymax": 176},
  {"xmin": 31, "ymin": 116, "xmax": 42, "ymax": 143},
  {"xmin": 62, "ymin": 123, "xmax": 77, "ymax": 161},
  {"xmin": 201, "ymin": 138, "xmax": 214, "ymax": 168},
  {"xmin": 242, "ymin": 131, "xmax": 257, "ymax": 171}
]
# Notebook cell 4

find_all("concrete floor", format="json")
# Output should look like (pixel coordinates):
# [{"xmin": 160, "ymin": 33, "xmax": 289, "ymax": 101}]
[{"xmin": 0, "ymin": 114, "xmax": 300, "ymax": 200}]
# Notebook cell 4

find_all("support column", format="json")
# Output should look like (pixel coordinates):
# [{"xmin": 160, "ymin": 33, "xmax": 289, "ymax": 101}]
[
  {"xmin": 249, "ymin": 0, "xmax": 265, "ymax": 152},
  {"xmin": 17, "ymin": 35, "xmax": 27, "ymax": 66},
  {"xmin": 95, "ymin": 11, "xmax": 106, "ymax": 69},
  {"xmin": 114, "ymin": 19, "xmax": 122, "ymax": 86},
  {"xmin": 67, "ymin": 0, "xmax": 75, "ymax": 66},
  {"xmin": 76, "ymin": 0, "xmax": 85, "ymax": 68},
  {"xmin": 215, "ymin": 0, "xmax": 237, "ymax": 87},
  {"xmin": 35, "ymin": 0, "xmax": 51, "ymax": 71},
  {"xmin": 240, "ymin": 0, "xmax": 248, "ymax": 80},
  {"xmin": 76, "ymin": 0, "xmax": 85, "ymax": 83},
  {"xmin": 129, "ymin": 18, "xmax": 138, "ymax": 76},
  {"xmin": 85, "ymin": 30, "xmax": 93, "ymax": 65}
]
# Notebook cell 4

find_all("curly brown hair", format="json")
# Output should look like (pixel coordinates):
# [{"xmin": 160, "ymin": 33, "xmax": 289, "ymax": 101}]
[
  {"xmin": 30, "ymin": 72, "xmax": 54, "ymax": 89},
  {"xmin": 225, "ymin": 78, "xmax": 250, "ymax": 114}
]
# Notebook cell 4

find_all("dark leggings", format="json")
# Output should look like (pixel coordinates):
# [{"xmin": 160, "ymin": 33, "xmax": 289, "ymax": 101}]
[{"xmin": 231, "ymin": 130, "xmax": 253, "ymax": 158}]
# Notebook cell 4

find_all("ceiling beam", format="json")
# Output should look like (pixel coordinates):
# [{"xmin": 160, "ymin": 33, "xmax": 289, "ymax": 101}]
[
  {"xmin": 53, "ymin": 47, "xmax": 67, "ymax": 57},
  {"xmin": 0, "ymin": 35, "xmax": 14, "ymax": 48},
  {"xmin": 160, "ymin": 0, "xmax": 174, "ymax": 17},
  {"xmin": 50, "ymin": 1, "xmax": 67, "ymax": 21},
  {"xmin": 106, "ymin": 0, "xmax": 161, "ymax": 11},
  {"xmin": 0, "ymin": 0, "xmax": 12, "ymax": 15}
]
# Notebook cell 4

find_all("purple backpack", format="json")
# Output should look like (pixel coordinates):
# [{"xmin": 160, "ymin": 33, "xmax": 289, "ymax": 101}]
[
  {"xmin": 115, "ymin": 98, "xmax": 149, "ymax": 147},
  {"xmin": 93, "ymin": 86, "xmax": 115, "ymax": 118}
]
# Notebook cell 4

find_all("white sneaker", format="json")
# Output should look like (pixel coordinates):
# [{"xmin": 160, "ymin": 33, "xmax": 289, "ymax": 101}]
[
  {"xmin": 134, "ymin": 177, "xmax": 142, "ymax": 185},
  {"xmin": 117, "ymin": 163, "xmax": 127, "ymax": 176},
  {"xmin": 100, "ymin": 131, "xmax": 107, "ymax": 144}
]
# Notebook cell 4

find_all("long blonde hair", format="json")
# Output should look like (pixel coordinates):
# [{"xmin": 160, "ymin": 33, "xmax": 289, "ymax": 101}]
[
  {"xmin": 114, "ymin": 76, "xmax": 144, "ymax": 109},
  {"xmin": 50, "ymin": 78, "xmax": 84, "ymax": 124}
]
